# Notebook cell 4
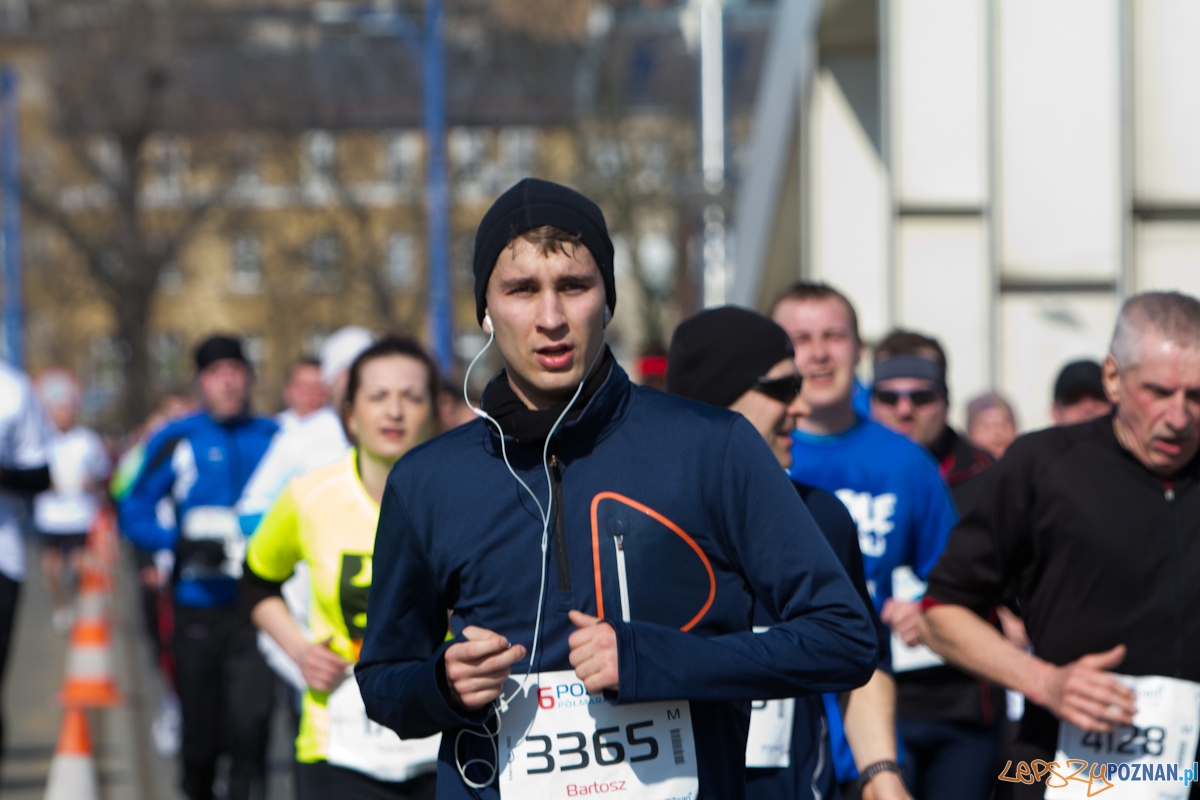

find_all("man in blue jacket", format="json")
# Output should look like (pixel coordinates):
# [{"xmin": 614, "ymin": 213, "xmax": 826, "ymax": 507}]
[
  {"xmin": 120, "ymin": 336, "xmax": 278, "ymax": 800},
  {"xmin": 357, "ymin": 178, "xmax": 879, "ymax": 800}
]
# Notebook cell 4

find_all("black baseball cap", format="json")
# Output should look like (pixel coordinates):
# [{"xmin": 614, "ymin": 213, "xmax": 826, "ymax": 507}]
[{"xmin": 1053, "ymin": 360, "xmax": 1106, "ymax": 405}]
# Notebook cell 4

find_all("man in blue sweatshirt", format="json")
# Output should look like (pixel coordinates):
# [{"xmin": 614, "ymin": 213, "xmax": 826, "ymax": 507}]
[
  {"xmin": 771, "ymin": 283, "xmax": 964, "ymax": 799},
  {"xmin": 357, "ymin": 179, "xmax": 879, "ymax": 800},
  {"xmin": 120, "ymin": 336, "xmax": 279, "ymax": 800}
]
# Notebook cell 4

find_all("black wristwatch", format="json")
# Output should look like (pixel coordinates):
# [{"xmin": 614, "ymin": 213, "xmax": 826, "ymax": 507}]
[{"xmin": 854, "ymin": 760, "xmax": 902, "ymax": 793}]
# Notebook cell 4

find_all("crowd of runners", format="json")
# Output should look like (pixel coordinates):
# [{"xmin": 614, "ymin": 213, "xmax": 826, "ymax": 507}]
[{"xmin": 0, "ymin": 177, "xmax": 1196, "ymax": 800}]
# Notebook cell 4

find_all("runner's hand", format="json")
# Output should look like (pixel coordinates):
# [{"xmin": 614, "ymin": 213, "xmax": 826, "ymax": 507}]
[
  {"xmin": 880, "ymin": 599, "xmax": 922, "ymax": 647},
  {"xmin": 300, "ymin": 637, "xmax": 351, "ymax": 692},
  {"xmin": 568, "ymin": 610, "xmax": 619, "ymax": 693},
  {"xmin": 862, "ymin": 771, "xmax": 913, "ymax": 800},
  {"xmin": 443, "ymin": 626, "xmax": 526, "ymax": 712},
  {"xmin": 1034, "ymin": 645, "xmax": 1136, "ymax": 732}
]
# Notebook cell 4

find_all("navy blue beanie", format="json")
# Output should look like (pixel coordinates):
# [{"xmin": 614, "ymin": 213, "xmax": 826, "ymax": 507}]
[{"xmin": 472, "ymin": 178, "xmax": 616, "ymax": 325}]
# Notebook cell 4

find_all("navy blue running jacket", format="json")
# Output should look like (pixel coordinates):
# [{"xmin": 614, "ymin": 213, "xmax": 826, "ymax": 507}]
[{"xmin": 358, "ymin": 364, "xmax": 879, "ymax": 799}]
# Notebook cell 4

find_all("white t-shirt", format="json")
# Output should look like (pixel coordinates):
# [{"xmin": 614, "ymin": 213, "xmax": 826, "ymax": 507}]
[
  {"xmin": 0, "ymin": 363, "xmax": 50, "ymax": 581},
  {"xmin": 34, "ymin": 425, "xmax": 110, "ymax": 535},
  {"xmin": 238, "ymin": 406, "xmax": 349, "ymax": 521}
]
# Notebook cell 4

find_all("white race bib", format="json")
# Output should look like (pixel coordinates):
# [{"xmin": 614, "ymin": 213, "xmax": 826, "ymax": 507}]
[
  {"xmin": 889, "ymin": 566, "xmax": 944, "ymax": 673},
  {"xmin": 326, "ymin": 673, "xmax": 441, "ymax": 783},
  {"xmin": 496, "ymin": 670, "xmax": 698, "ymax": 800},
  {"xmin": 180, "ymin": 506, "xmax": 245, "ymax": 579},
  {"xmin": 746, "ymin": 698, "xmax": 794, "ymax": 768},
  {"xmin": 1045, "ymin": 674, "xmax": 1200, "ymax": 800},
  {"xmin": 746, "ymin": 627, "xmax": 793, "ymax": 769},
  {"xmin": 889, "ymin": 635, "xmax": 945, "ymax": 673}
]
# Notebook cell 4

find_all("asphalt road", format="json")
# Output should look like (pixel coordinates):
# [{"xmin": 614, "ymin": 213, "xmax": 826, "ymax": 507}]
[{"xmin": 1, "ymin": 536, "xmax": 296, "ymax": 799}]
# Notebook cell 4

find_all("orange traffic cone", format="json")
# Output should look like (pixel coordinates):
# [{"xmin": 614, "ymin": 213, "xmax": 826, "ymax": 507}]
[
  {"xmin": 43, "ymin": 707, "xmax": 99, "ymax": 800},
  {"xmin": 59, "ymin": 616, "xmax": 121, "ymax": 707},
  {"xmin": 74, "ymin": 562, "xmax": 110, "ymax": 623},
  {"xmin": 84, "ymin": 507, "xmax": 118, "ymax": 570}
]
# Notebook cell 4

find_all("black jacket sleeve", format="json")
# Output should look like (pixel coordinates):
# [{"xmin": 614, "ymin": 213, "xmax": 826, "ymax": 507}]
[{"xmin": 0, "ymin": 465, "xmax": 51, "ymax": 494}]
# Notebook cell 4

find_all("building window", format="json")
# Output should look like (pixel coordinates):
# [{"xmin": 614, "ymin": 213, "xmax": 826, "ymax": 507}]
[
  {"xmin": 85, "ymin": 337, "xmax": 125, "ymax": 417},
  {"xmin": 158, "ymin": 260, "xmax": 183, "ymax": 294},
  {"xmin": 452, "ymin": 235, "xmax": 475, "ymax": 287},
  {"xmin": 303, "ymin": 130, "xmax": 336, "ymax": 184},
  {"xmin": 385, "ymin": 131, "xmax": 423, "ymax": 184},
  {"xmin": 150, "ymin": 135, "xmax": 186, "ymax": 200},
  {"xmin": 243, "ymin": 335, "xmax": 265, "ymax": 375},
  {"xmin": 150, "ymin": 332, "xmax": 186, "ymax": 390},
  {"xmin": 308, "ymin": 233, "xmax": 340, "ymax": 291},
  {"xmin": 385, "ymin": 232, "xmax": 418, "ymax": 290},
  {"xmin": 87, "ymin": 136, "xmax": 122, "ymax": 184},
  {"xmin": 230, "ymin": 234, "xmax": 262, "ymax": 293},
  {"xmin": 498, "ymin": 127, "xmax": 537, "ymax": 175}
]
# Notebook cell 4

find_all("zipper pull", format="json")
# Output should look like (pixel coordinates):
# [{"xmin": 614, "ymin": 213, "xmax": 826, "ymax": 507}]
[
  {"xmin": 1165, "ymin": 481, "xmax": 1175, "ymax": 502},
  {"xmin": 615, "ymin": 534, "xmax": 624, "ymax": 551}
]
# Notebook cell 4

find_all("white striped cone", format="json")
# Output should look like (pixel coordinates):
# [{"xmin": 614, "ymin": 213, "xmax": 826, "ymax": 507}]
[
  {"xmin": 44, "ymin": 708, "xmax": 99, "ymax": 800},
  {"xmin": 60, "ymin": 618, "xmax": 121, "ymax": 707}
]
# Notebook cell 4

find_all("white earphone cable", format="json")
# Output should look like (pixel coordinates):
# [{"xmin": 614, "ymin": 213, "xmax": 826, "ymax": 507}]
[{"xmin": 454, "ymin": 320, "xmax": 607, "ymax": 789}]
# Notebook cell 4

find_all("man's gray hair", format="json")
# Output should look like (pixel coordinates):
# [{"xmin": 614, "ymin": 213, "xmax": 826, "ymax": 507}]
[{"xmin": 1109, "ymin": 291, "xmax": 1200, "ymax": 368}]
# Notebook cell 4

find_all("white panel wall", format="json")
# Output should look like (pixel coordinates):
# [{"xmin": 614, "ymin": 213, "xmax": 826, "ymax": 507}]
[
  {"xmin": 810, "ymin": 68, "xmax": 891, "ymax": 340},
  {"xmin": 999, "ymin": 293, "xmax": 1119, "ymax": 432},
  {"xmin": 896, "ymin": 218, "xmax": 990, "ymax": 429},
  {"xmin": 1135, "ymin": 222, "xmax": 1200, "ymax": 298},
  {"xmin": 1133, "ymin": 1, "xmax": 1200, "ymax": 203},
  {"xmin": 890, "ymin": 0, "xmax": 987, "ymax": 206},
  {"xmin": 995, "ymin": 0, "xmax": 1122, "ymax": 279}
]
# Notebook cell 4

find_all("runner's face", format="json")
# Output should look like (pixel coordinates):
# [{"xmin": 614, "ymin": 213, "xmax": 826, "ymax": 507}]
[
  {"xmin": 1052, "ymin": 396, "xmax": 1112, "ymax": 426},
  {"xmin": 347, "ymin": 354, "xmax": 433, "ymax": 464},
  {"xmin": 48, "ymin": 403, "xmax": 76, "ymax": 433},
  {"xmin": 197, "ymin": 359, "xmax": 250, "ymax": 420},
  {"xmin": 967, "ymin": 405, "xmax": 1017, "ymax": 459},
  {"xmin": 283, "ymin": 364, "xmax": 327, "ymax": 418},
  {"xmin": 1106, "ymin": 335, "xmax": 1200, "ymax": 475},
  {"xmin": 772, "ymin": 298, "xmax": 861, "ymax": 416},
  {"xmin": 485, "ymin": 239, "xmax": 607, "ymax": 410},
  {"xmin": 871, "ymin": 376, "xmax": 947, "ymax": 450},
  {"xmin": 728, "ymin": 359, "xmax": 802, "ymax": 469}
]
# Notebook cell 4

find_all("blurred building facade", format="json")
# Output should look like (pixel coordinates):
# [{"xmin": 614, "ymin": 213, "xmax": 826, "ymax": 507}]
[
  {"xmin": 3, "ymin": 0, "xmax": 772, "ymax": 428},
  {"xmin": 733, "ymin": 0, "xmax": 1200, "ymax": 430}
]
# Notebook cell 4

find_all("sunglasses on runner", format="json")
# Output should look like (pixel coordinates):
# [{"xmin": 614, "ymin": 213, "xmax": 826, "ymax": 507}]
[
  {"xmin": 753, "ymin": 374, "xmax": 804, "ymax": 404},
  {"xmin": 873, "ymin": 389, "xmax": 941, "ymax": 407}
]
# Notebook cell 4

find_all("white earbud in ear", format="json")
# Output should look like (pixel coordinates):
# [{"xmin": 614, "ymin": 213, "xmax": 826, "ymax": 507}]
[
  {"xmin": 604, "ymin": 306, "xmax": 612, "ymax": 327},
  {"xmin": 483, "ymin": 313, "xmax": 493, "ymax": 335}
]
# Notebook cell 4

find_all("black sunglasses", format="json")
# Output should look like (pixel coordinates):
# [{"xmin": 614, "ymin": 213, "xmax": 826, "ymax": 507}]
[
  {"xmin": 873, "ymin": 389, "xmax": 941, "ymax": 407},
  {"xmin": 753, "ymin": 374, "xmax": 804, "ymax": 404}
]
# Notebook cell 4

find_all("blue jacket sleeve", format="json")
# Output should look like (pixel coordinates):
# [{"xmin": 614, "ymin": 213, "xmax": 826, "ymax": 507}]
[
  {"xmin": 908, "ymin": 454, "xmax": 959, "ymax": 581},
  {"xmin": 118, "ymin": 426, "xmax": 183, "ymax": 553},
  {"xmin": 357, "ymin": 479, "xmax": 487, "ymax": 739},
  {"xmin": 612, "ymin": 417, "xmax": 879, "ymax": 705}
]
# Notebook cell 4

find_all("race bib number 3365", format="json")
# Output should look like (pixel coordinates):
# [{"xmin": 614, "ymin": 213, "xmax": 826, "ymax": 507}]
[{"xmin": 497, "ymin": 670, "xmax": 698, "ymax": 800}]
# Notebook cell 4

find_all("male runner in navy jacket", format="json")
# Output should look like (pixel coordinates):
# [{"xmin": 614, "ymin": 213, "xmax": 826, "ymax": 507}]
[{"xmin": 358, "ymin": 179, "xmax": 878, "ymax": 799}]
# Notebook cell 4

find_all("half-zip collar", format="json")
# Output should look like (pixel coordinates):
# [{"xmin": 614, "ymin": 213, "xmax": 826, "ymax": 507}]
[{"xmin": 478, "ymin": 347, "xmax": 631, "ymax": 457}]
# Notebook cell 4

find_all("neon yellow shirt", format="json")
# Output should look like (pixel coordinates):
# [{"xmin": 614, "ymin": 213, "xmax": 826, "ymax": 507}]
[{"xmin": 246, "ymin": 451, "xmax": 376, "ymax": 763}]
